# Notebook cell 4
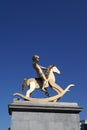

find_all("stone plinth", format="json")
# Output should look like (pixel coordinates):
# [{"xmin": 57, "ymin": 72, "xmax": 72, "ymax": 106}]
[{"xmin": 8, "ymin": 101, "xmax": 82, "ymax": 130}]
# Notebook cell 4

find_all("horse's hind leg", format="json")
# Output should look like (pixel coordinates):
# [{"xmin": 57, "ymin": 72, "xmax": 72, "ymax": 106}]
[{"xmin": 26, "ymin": 81, "xmax": 36, "ymax": 97}]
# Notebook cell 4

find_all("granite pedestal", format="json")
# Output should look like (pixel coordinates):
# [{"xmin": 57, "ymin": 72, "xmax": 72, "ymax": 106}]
[{"xmin": 8, "ymin": 100, "xmax": 82, "ymax": 130}]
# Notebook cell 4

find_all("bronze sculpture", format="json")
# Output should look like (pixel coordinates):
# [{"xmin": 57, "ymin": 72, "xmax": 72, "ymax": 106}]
[{"xmin": 14, "ymin": 55, "xmax": 75, "ymax": 102}]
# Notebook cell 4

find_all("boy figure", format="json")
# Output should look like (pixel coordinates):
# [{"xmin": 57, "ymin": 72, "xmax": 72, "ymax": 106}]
[{"xmin": 32, "ymin": 55, "xmax": 47, "ymax": 91}]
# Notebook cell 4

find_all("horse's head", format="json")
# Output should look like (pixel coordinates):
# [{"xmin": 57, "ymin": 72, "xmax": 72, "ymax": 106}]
[
  {"xmin": 45, "ymin": 65, "xmax": 60, "ymax": 82},
  {"xmin": 50, "ymin": 65, "xmax": 61, "ymax": 74}
]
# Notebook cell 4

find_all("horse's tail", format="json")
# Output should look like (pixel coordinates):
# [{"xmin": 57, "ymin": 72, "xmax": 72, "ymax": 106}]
[{"xmin": 22, "ymin": 78, "xmax": 27, "ymax": 91}]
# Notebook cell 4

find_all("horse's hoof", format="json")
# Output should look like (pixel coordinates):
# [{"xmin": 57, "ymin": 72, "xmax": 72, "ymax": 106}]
[
  {"xmin": 41, "ymin": 88, "xmax": 46, "ymax": 92},
  {"xmin": 45, "ymin": 92, "xmax": 51, "ymax": 97}
]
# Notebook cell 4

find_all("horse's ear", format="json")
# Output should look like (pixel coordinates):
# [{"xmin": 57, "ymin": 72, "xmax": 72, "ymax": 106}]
[{"xmin": 52, "ymin": 64, "xmax": 55, "ymax": 67}]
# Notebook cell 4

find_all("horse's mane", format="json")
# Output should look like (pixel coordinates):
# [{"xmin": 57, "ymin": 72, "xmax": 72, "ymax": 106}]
[{"xmin": 45, "ymin": 64, "xmax": 55, "ymax": 78}]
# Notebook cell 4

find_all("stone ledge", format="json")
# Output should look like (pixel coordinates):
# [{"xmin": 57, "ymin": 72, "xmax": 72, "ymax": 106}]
[{"xmin": 8, "ymin": 100, "xmax": 82, "ymax": 115}]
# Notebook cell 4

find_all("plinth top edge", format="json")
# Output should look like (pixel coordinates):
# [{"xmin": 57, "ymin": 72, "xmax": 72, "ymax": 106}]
[
  {"xmin": 8, "ymin": 100, "xmax": 83, "ymax": 115},
  {"xmin": 12, "ymin": 100, "xmax": 79, "ymax": 107}
]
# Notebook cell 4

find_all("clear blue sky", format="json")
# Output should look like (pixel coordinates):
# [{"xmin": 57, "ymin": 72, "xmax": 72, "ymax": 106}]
[{"xmin": 0, "ymin": 0, "xmax": 87, "ymax": 129}]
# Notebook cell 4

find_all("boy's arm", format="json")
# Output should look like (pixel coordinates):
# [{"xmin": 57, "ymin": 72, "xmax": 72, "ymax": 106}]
[{"xmin": 39, "ymin": 65, "xmax": 47, "ymax": 70}]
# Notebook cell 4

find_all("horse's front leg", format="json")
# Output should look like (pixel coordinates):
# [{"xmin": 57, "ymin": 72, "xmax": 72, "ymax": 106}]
[{"xmin": 26, "ymin": 81, "xmax": 36, "ymax": 97}]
